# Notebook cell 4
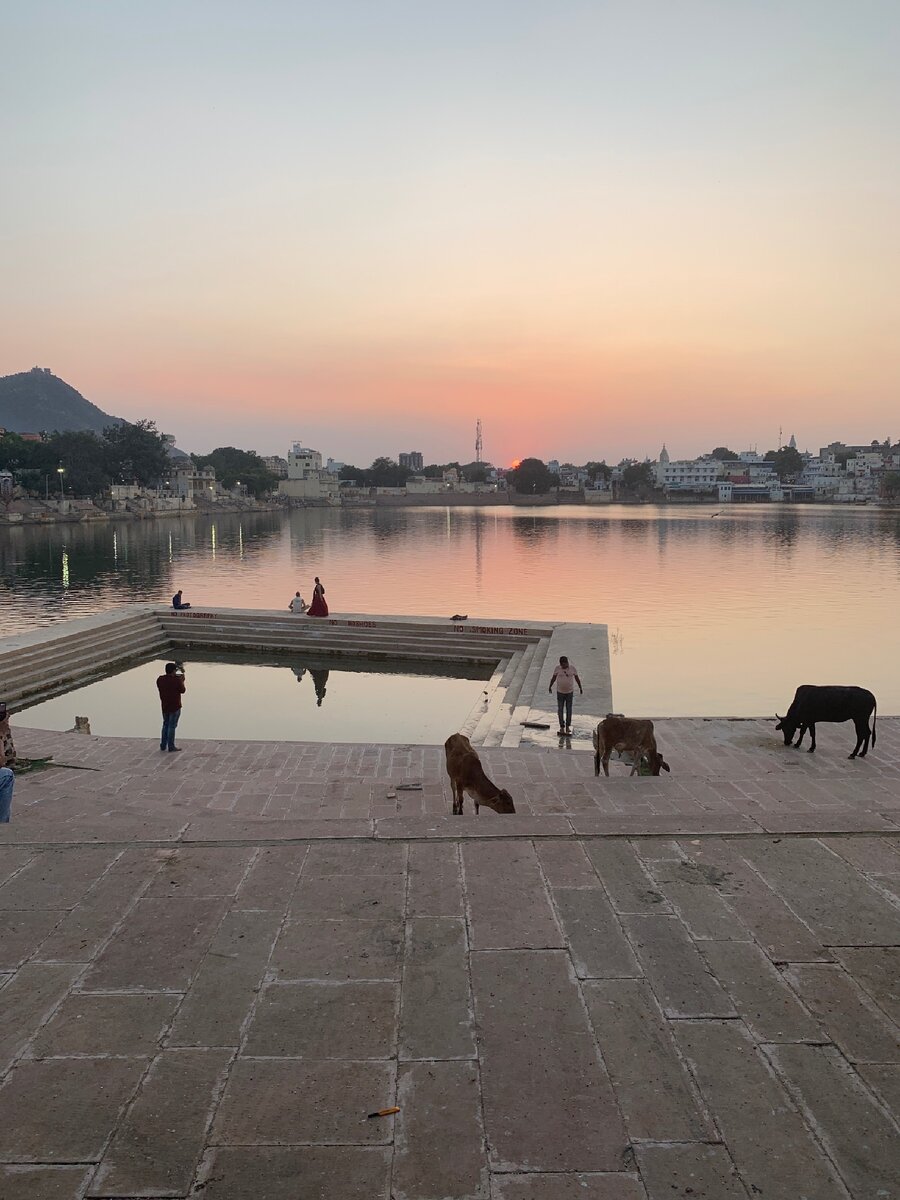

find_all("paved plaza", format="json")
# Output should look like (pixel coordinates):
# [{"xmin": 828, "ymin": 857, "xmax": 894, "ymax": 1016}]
[{"xmin": 1, "ymin": 718, "xmax": 899, "ymax": 1198}]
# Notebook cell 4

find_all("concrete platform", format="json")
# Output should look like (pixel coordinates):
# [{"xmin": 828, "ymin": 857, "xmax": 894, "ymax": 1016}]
[{"xmin": 0, "ymin": 717, "xmax": 898, "ymax": 1198}]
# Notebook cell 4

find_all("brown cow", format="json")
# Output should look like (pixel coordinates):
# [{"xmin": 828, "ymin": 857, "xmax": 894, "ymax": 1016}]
[
  {"xmin": 444, "ymin": 733, "xmax": 516, "ymax": 815},
  {"xmin": 593, "ymin": 714, "xmax": 670, "ymax": 777}
]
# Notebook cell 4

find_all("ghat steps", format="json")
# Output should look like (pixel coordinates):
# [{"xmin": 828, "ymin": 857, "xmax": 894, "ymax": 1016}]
[{"xmin": 1, "ymin": 605, "xmax": 610, "ymax": 748}]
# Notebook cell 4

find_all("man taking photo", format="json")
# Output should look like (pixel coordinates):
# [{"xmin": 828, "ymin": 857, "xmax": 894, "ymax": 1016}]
[{"xmin": 157, "ymin": 662, "xmax": 186, "ymax": 753}]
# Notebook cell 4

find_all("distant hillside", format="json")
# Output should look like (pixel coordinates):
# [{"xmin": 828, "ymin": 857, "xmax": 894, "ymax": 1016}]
[{"xmin": 0, "ymin": 367, "xmax": 124, "ymax": 434}]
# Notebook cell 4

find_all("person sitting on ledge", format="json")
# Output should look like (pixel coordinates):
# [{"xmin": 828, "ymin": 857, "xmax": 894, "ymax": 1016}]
[
  {"xmin": 172, "ymin": 589, "xmax": 191, "ymax": 610},
  {"xmin": 288, "ymin": 591, "xmax": 308, "ymax": 614}
]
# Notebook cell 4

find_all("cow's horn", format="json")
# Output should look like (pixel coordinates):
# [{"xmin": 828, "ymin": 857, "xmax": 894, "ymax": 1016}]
[{"xmin": 775, "ymin": 713, "xmax": 783, "ymax": 721}]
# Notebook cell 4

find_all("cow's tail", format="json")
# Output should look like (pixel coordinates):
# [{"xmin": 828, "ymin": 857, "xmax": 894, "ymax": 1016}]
[{"xmin": 872, "ymin": 698, "xmax": 877, "ymax": 747}]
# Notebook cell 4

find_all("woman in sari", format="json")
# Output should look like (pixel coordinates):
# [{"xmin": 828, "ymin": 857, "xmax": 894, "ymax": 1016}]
[{"xmin": 308, "ymin": 576, "xmax": 328, "ymax": 617}]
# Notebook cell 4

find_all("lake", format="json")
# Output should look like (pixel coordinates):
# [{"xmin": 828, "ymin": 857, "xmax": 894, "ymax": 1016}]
[{"xmin": 2, "ymin": 504, "xmax": 899, "ymax": 717}]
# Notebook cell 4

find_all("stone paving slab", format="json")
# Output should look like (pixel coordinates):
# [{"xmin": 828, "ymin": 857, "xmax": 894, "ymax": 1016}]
[
  {"xmin": 0, "ymin": 831, "xmax": 894, "ymax": 1195},
  {"xmin": 6, "ymin": 717, "xmax": 900, "ymax": 838},
  {"xmin": 0, "ymin": 720, "xmax": 898, "ymax": 1197}
]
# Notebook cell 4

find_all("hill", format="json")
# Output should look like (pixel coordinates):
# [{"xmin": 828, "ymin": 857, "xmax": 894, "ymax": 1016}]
[{"xmin": 0, "ymin": 367, "xmax": 124, "ymax": 434}]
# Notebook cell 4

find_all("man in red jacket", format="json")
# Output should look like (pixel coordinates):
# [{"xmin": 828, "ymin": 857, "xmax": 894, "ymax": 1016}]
[{"xmin": 157, "ymin": 662, "xmax": 186, "ymax": 753}]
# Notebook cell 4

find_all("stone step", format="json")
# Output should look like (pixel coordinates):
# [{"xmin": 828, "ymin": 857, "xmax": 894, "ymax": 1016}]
[
  {"xmin": 459, "ymin": 663, "xmax": 507, "ymax": 741},
  {"xmin": 482, "ymin": 644, "xmax": 540, "ymax": 748},
  {"xmin": 161, "ymin": 628, "xmax": 532, "ymax": 659},
  {"xmin": 0, "ymin": 622, "xmax": 167, "ymax": 695},
  {"xmin": 497, "ymin": 651, "xmax": 524, "ymax": 690},
  {"xmin": 10, "ymin": 630, "xmax": 168, "ymax": 711},
  {"xmin": 157, "ymin": 608, "xmax": 552, "ymax": 645},
  {"xmin": 466, "ymin": 674, "xmax": 511, "ymax": 744},
  {"xmin": 501, "ymin": 636, "xmax": 556, "ymax": 747},
  {"xmin": 503, "ymin": 642, "xmax": 538, "ymax": 712},
  {"xmin": 164, "ymin": 629, "xmax": 507, "ymax": 666},
  {"xmin": 159, "ymin": 614, "xmax": 533, "ymax": 650},
  {"xmin": 1, "ymin": 614, "xmax": 162, "ymax": 674},
  {"xmin": 160, "ymin": 619, "xmax": 535, "ymax": 657}
]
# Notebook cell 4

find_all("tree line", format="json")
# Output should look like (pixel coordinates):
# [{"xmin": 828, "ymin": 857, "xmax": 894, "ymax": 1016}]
[
  {"xmin": 0, "ymin": 423, "xmax": 279, "ymax": 500},
  {"xmin": 0, "ymin": 421, "xmax": 172, "ymax": 497}
]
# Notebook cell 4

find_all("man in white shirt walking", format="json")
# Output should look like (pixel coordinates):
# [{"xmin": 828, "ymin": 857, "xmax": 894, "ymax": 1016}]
[{"xmin": 548, "ymin": 655, "xmax": 583, "ymax": 736}]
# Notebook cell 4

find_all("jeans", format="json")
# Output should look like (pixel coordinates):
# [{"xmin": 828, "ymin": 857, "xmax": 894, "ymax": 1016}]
[
  {"xmin": 557, "ymin": 691, "xmax": 574, "ymax": 730},
  {"xmin": 0, "ymin": 767, "xmax": 13, "ymax": 823},
  {"xmin": 160, "ymin": 709, "xmax": 181, "ymax": 751}
]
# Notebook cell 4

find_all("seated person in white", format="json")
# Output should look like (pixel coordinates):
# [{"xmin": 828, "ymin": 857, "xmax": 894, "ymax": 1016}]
[{"xmin": 289, "ymin": 592, "xmax": 308, "ymax": 614}]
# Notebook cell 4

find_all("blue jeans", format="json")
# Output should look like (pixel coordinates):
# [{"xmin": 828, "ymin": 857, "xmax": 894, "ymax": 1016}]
[
  {"xmin": 557, "ymin": 691, "xmax": 574, "ymax": 730},
  {"xmin": 0, "ymin": 767, "xmax": 13, "ymax": 823},
  {"xmin": 160, "ymin": 709, "xmax": 181, "ymax": 750}
]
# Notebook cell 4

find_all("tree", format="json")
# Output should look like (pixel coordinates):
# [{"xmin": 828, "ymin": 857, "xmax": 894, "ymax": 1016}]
[
  {"xmin": 764, "ymin": 446, "xmax": 804, "ymax": 481},
  {"xmin": 54, "ymin": 431, "xmax": 110, "ymax": 496},
  {"xmin": 339, "ymin": 463, "xmax": 369, "ymax": 485},
  {"xmin": 0, "ymin": 432, "xmax": 52, "ymax": 477},
  {"xmin": 508, "ymin": 457, "xmax": 554, "ymax": 495},
  {"xmin": 709, "ymin": 446, "xmax": 738, "ymax": 460},
  {"xmin": 620, "ymin": 462, "xmax": 656, "ymax": 498},
  {"xmin": 103, "ymin": 419, "xmax": 170, "ymax": 486},
  {"xmin": 368, "ymin": 457, "xmax": 413, "ymax": 488},
  {"xmin": 881, "ymin": 471, "xmax": 900, "ymax": 502},
  {"xmin": 421, "ymin": 461, "xmax": 461, "ymax": 479},
  {"xmin": 2, "ymin": 418, "xmax": 174, "ymax": 497},
  {"xmin": 192, "ymin": 447, "xmax": 278, "ymax": 497},
  {"xmin": 584, "ymin": 460, "xmax": 612, "ymax": 485}
]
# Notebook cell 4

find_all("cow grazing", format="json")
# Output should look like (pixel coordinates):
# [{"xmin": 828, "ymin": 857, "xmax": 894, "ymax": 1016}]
[
  {"xmin": 444, "ymin": 733, "xmax": 515, "ymax": 815},
  {"xmin": 775, "ymin": 685, "xmax": 877, "ymax": 758},
  {"xmin": 593, "ymin": 714, "xmax": 670, "ymax": 778}
]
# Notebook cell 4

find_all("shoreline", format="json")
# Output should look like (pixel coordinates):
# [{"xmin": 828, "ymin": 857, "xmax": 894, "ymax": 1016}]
[{"xmin": 3, "ymin": 495, "xmax": 895, "ymax": 526}]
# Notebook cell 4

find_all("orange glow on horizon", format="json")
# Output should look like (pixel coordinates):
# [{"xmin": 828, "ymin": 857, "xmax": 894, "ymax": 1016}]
[{"xmin": 510, "ymin": 458, "xmax": 522, "ymax": 469}]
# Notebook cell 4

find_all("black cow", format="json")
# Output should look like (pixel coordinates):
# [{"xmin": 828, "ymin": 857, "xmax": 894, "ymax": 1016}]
[{"xmin": 775, "ymin": 685, "xmax": 877, "ymax": 758}]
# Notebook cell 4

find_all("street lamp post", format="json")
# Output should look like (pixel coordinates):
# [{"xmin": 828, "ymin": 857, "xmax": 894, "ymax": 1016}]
[{"xmin": 57, "ymin": 466, "xmax": 65, "ymax": 500}]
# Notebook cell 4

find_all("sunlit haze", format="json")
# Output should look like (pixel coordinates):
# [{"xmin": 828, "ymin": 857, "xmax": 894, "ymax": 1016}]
[{"xmin": 2, "ymin": 1, "xmax": 898, "ymax": 464}]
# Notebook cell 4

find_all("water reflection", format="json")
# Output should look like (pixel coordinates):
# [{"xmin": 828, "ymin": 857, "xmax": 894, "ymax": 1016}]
[
  {"xmin": 511, "ymin": 515, "xmax": 560, "ymax": 545},
  {"xmin": 22, "ymin": 654, "xmax": 490, "ymax": 745},
  {"xmin": 0, "ymin": 512, "xmax": 283, "ymax": 629},
  {"xmin": 3, "ymin": 505, "xmax": 900, "ymax": 715},
  {"xmin": 310, "ymin": 668, "xmax": 329, "ymax": 707}
]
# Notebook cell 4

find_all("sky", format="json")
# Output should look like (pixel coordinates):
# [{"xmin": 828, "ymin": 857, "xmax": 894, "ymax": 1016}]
[{"xmin": 1, "ymin": 0, "xmax": 898, "ymax": 466}]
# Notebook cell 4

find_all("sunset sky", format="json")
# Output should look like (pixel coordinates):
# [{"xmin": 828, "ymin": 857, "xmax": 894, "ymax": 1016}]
[{"xmin": 2, "ymin": 1, "xmax": 898, "ymax": 466}]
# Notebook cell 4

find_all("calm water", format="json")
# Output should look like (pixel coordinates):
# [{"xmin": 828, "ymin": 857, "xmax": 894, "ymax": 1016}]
[
  {"xmin": 22, "ymin": 655, "xmax": 489, "ymax": 744},
  {"xmin": 2, "ymin": 505, "xmax": 899, "ymax": 717}
]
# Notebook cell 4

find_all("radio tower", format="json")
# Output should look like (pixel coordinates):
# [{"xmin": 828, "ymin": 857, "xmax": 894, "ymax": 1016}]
[{"xmin": 475, "ymin": 418, "xmax": 483, "ymax": 464}]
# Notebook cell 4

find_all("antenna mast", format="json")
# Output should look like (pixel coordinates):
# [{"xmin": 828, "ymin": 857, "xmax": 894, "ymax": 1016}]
[{"xmin": 475, "ymin": 418, "xmax": 483, "ymax": 464}]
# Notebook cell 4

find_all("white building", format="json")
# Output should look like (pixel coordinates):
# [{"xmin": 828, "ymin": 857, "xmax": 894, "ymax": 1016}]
[
  {"xmin": 718, "ymin": 480, "xmax": 784, "ymax": 503},
  {"xmin": 279, "ymin": 441, "xmax": 339, "ymax": 502},
  {"xmin": 655, "ymin": 446, "xmax": 722, "ymax": 493},
  {"xmin": 847, "ymin": 451, "xmax": 883, "ymax": 476},
  {"xmin": 172, "ymin": 464, "xmax": 217, "ymax": 501},
  {"xmin": 287, "ymin": 442, "xmax": 323, "ymax": 479}
]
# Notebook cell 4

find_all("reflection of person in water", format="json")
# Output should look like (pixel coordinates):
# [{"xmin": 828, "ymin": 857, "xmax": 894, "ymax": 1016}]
[
  {"xmin": 292, "ymin": 667, "xmax": 307, "ymax": 683},
  {"xmin": 310, "ymin": 668, "xmax": 329, "ymax": 707}
]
